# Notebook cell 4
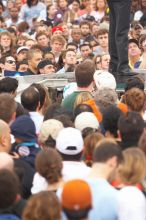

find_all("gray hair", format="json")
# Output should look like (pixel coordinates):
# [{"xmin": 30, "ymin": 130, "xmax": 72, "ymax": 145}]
[{"xmin": 94, "ymin": 87, "xmax": 118, "ymax": 111}]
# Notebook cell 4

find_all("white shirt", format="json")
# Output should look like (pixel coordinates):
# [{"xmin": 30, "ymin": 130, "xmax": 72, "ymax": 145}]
[
  {"xmin": 118, "ymin": 186, "xmax": 146, "ymax": 220},
  {"xmin": 29, "ymin": 112, "xmax": 44, "ymax": 135},
  {"xmin": 31, "ymin": 161, "xmax": 91, "ymax": 194}
]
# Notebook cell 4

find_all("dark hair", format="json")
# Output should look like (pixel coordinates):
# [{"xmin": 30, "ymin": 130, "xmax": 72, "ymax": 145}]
[
  {"xmin": 44, "ymin": 51, "xmax": 55, "ymax": 59},
  {"xmin": 31, "ymin": 83, "xmax": 46, "ymax": 110},
  {"xmin": 59, "ymin": 152, "xmax": 82, "ymax": 161},
  {"xmin": 0, "ymin": 169, "xmax": 19, "ymax": 209},
  {"xmin": 17, "ymin": 59, "xmax": 28, "ymax": 66},
  {"xmin": 63, "ymin": 49, "xmax": 76, "ymax": 59},
  {"xmin": 21, "ymin": 86, "xmax": 40, "ymax": 111},
  {"xmin": 66, "ymin": 42, "xmax": 78, "ymax": 50},
  {"xmin": 63, "ymin": 207, "xmax": 91, "ymax": 220},
  {"xmin": 0, "ymin": 77, "xmax": 18, "ymax": 94},
  {"xmin": 140, "ymin": 12, "xmax": 146, "ymax": 27},
  {"xmin": 124, "ymin": 76, "xmax": 144, "ymax": 92},
  {"xmin": 27, "ymin": 0, "xmax": 38, "ymax": 7},
  {"xmin": 93, "ymin": 140, "xmax": 123, "ymax": 164},
  {"xmin": 79, "ymin": 43, "xmax": 92, "ymax": 50},
  {"xmin": 17, "ymin": 60, "xmax": 28, "ymax": 72},
  {"xmin": 35, "ymin": 148, "xmax": 63, "ymax": 184},
  {"xmin": 7, "ymin": 27, "xmax": 17, "ymax": 36},
  {"xmin": 55, "ymin": 114, "xmax": 74, "ymax": 127},
  {"xmin": 42, "ymin": 135, "xmax": 56, "ymax": 149},
  {"xmin": 16, "ymin": 102, "xmax": 29, "ymax": 118},
  {"xmin": 118, "ymin": 112, "xmax": 145, "ymax": 144},
  {"xmin": 80, "ymin": 20, "xmax": 91, "ymax": 28},
  {"xmin": 75, "ymin": 60, "xmax": 95, "ymax": 87},
  {"xmin": 57, "ymin": 50, "xmax": 66, "ymax": 71},
  {"xmin": 102, "ymin": 105, "xmax": 122, "ymax": 138},
  {"xmin": 0, "ymin": 1, "xmax": 4, "ymax": 10},
  {"xmin": 72, "ymin": 0, "xmax": 80, "ymax": 4},
  {"xmin": 73, "ymin": 104, "xmax": 93, "ymax": 119},
  {"xmin": 82, "ymin": 127, "xmax": 98, "ymax": 139},
  {"xmin": 44, "ymin": 103, "xmax": 70, "ymax": 121},
  {"xmin": 0, "ymin": 16, "xmax": 4, "ymax": 23}
]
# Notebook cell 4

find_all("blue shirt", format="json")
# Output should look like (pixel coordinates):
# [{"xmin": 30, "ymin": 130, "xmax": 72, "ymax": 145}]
[{"xmin": 87, "ymin": 178, "xmax": 118, "ymax": 220}]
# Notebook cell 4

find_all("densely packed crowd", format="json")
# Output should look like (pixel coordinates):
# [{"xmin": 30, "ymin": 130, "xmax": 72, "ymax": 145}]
[{"xmin": 0, "ymin": 0, "xmax": 146, "ymax": 220}]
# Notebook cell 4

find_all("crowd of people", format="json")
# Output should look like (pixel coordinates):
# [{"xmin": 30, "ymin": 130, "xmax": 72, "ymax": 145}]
[
  {"xmin": 0, "ymin": 0, "xmax": 145, "ymax": 77},
  {"xmin": 0, "ymin": 0, "xmax": 146, "ymax": 220}
]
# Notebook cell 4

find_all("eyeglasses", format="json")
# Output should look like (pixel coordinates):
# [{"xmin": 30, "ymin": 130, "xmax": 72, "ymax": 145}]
[{"xmin": 6, "ymin": 60, "xmax": 16, "ymax": 64}]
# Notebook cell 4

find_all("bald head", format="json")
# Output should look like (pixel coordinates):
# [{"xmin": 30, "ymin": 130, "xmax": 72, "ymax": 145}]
[
  {"xmin": 0, "ymin": 152, "xmax": 14, "ymax": 171},
  {"xmin": 0, "ymin": 120, "xmax": 11, "ymax": 153}
]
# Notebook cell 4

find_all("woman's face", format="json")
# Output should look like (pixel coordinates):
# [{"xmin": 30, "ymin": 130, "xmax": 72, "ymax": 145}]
[
  {"xmin": 101, "ymin": 54, "xmax": 110, "ymax": 70},
  {"xmin": 0, "ymin": 35, "xmax": 11, "ymax": 48},
  {"xmin": 48, "ymin": 5, "xmax": 57, "ymax": 16},
  {"xmin": 97, "ymin": 0, "xmax": 106, "ymax": 9}
]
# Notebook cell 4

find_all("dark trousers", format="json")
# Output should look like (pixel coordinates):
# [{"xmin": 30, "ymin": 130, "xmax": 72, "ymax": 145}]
[{"xmin": 107, "ymin": 0, "xmax": 132, "ymax": 74}]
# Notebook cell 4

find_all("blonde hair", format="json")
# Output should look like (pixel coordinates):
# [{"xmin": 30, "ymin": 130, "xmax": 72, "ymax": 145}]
[
  {"xmin": 74, "ymin": 92, "xmax": 93, "ymax": 109},
  {"xmin": 118, "ymin": 147, "xmax": 146, "ymax": 185}
]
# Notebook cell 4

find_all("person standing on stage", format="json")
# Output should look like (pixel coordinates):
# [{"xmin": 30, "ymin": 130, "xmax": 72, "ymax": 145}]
[{"xmin": 107, "ymin": 0, "xmax": 137, "ymax": 81}]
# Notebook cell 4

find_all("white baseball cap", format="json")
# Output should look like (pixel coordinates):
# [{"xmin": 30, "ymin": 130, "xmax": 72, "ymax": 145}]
[{"xmin": 56, "ymin": 127, "xmax": 84, "ymax": 155}]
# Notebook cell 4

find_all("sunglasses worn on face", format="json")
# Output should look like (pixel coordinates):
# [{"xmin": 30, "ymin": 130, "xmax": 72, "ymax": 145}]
[{"xmin": 6, "ymin": 60, "xmax": 16, "ymax": 64}]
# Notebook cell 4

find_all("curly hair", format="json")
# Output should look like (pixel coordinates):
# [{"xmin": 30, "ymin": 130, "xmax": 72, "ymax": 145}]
[
  {"xmin": 123, "ymin": 87, "xmax": 145, "ymax": 112},
  {"xmin": 35, "ymin": 148, "xmax": 63, "ymax": 184}
]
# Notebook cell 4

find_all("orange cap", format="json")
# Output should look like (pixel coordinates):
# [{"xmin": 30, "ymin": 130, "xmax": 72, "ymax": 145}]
[{"xmin": 62, "ymin": 179, "xmax": 92, "ymax": 210}]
